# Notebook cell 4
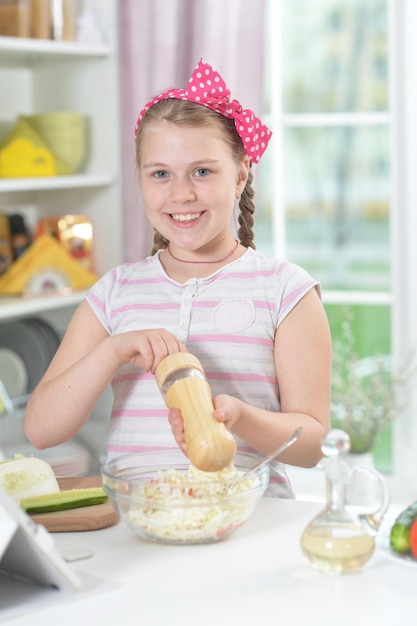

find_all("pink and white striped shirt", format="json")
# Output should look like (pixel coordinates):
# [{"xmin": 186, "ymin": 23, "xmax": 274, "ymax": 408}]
[{"xmin": 86, "ymin": 248, "xmax": 319, "ymax": 498}]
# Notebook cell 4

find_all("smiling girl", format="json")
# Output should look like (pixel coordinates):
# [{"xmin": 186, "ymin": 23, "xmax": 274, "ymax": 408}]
[{"xmin": 25, "ymin": 59, "xmax": 331, "ymax": 497}]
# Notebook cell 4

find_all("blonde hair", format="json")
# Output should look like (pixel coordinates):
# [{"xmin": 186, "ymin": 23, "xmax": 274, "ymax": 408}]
[{"xmin": 135, "ymin": 99, "xmax": 256, "ymax": 255}]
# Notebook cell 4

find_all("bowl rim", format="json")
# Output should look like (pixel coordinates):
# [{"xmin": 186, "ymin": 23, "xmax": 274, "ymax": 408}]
[
  {"xmin": 101, "ymin": 449, "xmax": 269, "ymax": 501},
  {"xmin": 101, "ymin": 449, "xmax": 268, "ymax": 478}
]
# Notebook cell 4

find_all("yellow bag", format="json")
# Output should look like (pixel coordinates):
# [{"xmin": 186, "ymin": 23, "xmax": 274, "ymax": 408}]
[{"xmin": 0, "ymin": 119, "xmax": 71, "ymax": 177}]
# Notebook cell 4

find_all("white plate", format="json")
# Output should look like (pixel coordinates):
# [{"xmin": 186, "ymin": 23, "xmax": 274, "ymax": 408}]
[
  {"xmin": 0, "ymin": 347, "xmax": 28, "ymax": 399},
  {"xmin": 376, "ymin": 519, "xmax": 417, "ymax": 567},
  {"xmin": 24, "ymin": 318, "xmax": 61, "ymax": 362},
  {"xmin": 0, "ymin": 320, "xmax": 52, "ymax": 392}
]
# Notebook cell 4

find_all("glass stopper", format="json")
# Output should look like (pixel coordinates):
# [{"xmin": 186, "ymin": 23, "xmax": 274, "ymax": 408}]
[{"xmin": 321, "ymin": 429, "xmax": 351, "ymax": 457}]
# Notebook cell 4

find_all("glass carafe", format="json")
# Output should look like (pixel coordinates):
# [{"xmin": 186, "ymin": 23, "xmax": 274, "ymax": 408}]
[{"xmin": 301, "ymin": 429, "xmax": 388, "ymax": 574}]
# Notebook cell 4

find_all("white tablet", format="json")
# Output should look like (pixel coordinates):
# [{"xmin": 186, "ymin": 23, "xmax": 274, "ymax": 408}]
[{"xmin": 0, "ymin": 487, "xmax": 81, "ymax": 592}]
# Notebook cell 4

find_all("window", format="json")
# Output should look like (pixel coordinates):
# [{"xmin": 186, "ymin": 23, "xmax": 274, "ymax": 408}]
[{"xmin": 260, "ymin": 0, "xmax": 417, "ymax": 485}]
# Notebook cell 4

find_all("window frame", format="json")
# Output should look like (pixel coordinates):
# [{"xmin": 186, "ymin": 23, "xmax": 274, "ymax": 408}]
[
  {"xmin": 390, "ymin": 0, "xmax": 417, "ymax": 496},
  {"xmin": 266, "ymin": 0, "xmax": 417, "ymax": 498}
]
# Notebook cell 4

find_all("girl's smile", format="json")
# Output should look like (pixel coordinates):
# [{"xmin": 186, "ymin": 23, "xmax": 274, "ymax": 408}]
[
  {"xmin": 170, "ymin": 212, "xmax": 203, "ymax": 223},
  {"xmin": 169, "ymin": 211, "xmax": 205, "ymax": 225}
]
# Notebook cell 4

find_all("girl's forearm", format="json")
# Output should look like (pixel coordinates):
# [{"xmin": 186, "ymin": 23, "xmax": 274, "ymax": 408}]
[
  {"xmin": 230, "ymin": 399, "xmax": 328, "ymax": 468},
  {"xmin": 24, "ymin": 336, "xmax": 122, "ymax": 449}
]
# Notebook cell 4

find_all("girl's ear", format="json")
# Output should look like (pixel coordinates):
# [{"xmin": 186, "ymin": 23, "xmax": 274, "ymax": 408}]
[{"xmin": 236, "ymin": 155, "xmax": 251, "ymax": 196}]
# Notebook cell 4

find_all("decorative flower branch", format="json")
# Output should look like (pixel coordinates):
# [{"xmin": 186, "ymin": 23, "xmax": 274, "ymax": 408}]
[{"xmin": 331, "ymin": 310, "xmax": 415, "ymax": 454}]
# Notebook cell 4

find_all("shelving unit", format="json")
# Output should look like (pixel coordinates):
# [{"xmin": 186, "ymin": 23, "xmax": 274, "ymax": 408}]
[
  {"xmin": 0, "ymin": 0, "xmax": 123, "ymax": 325},
  {"xmin": 0, "ymin": 1, "xmax": 121, "ymax": 461}
]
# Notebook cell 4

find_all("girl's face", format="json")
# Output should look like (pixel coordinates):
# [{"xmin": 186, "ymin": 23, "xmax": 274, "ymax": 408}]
[{"xmin": 138, "ymin": 121, "xmax": 250, "ymax": 254}]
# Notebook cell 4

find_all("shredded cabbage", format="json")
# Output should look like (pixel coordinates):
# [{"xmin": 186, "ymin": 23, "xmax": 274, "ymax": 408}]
[{"xmin": 125, "ymin": 464, "xmax": 262, "ymax": 543}]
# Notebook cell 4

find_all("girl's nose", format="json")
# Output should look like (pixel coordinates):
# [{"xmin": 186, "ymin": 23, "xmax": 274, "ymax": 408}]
[{"xmin": 170, "ymin": 177, "xmax": 196, "ymax": 203}]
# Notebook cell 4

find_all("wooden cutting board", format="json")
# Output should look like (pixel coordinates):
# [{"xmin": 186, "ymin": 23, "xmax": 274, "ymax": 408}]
[{"xmin": 30, "ymin": 476, "xmax": 119, "ymax": 533}]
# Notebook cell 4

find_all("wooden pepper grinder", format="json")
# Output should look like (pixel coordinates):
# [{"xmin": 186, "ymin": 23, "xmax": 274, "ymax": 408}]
[{"xmin": 155, "ymin": 353, "xmax": 236, "ymax": 472}]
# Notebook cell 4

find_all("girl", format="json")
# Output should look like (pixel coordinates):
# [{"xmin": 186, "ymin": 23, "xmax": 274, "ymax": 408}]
[{"xmin": 25, "ymin": 59, "xmax": 331, "ymax": 497}]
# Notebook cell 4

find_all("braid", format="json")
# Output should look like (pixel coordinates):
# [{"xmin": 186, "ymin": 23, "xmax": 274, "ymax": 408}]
[
  {"xmin": 237, "ymin": 168, "xmax": 256, "ymax": 250},
  {"xmin": 151, "ymin": 230, "xmax": 168, "ymax": 256}
]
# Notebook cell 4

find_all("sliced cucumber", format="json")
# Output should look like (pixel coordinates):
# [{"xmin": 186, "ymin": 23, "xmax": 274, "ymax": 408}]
[{"xmin": 21, "ymin": 487, "xmax": 107, "ymax": 514}]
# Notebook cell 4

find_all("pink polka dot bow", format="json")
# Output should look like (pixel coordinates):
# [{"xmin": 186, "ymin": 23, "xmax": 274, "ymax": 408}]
[{"xmin": 135, "ymin": 58, "xmax": 272, "ymax": 164}]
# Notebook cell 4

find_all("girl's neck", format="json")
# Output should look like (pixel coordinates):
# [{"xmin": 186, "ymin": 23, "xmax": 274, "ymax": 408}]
[
  {"xmin": 159, "ymin": 240, "xmax": 245, "ymax": 282},
  {"xmin": 166, "ymin": 240, "xmax": 238, "ymax": 265}
]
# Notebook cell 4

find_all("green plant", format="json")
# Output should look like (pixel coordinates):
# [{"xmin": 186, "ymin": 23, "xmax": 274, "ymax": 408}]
[{"xmin": 331, "ymin": 310, "xmax": 413, "ymax": 454}]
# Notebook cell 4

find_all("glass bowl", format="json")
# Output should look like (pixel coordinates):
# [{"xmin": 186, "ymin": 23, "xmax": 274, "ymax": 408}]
[{"xmin": 101, "ymin": 449, "xmax": 269, "ymax": 545}]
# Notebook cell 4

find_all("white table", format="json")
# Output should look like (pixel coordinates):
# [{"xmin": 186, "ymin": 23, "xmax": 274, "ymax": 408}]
[{"xmin": 2, "ymin": 498, "xmax": 415, "ymax": 625}]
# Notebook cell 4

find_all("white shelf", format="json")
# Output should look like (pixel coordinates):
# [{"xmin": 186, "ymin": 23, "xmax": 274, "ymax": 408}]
[
  {"xmin": 0, "ymin": 0, "xmax": 122, "ymax": 317},
  {"xmin": 0, "ymin": 292, "xmax": 84, "ymax": 321},
  {"xmin": 0, "ymin": 174, "xmax": 114, "ymax": 193},
  {"xmin": 0, "ymin": 36, "xmax": 111, "ymax": 61}
]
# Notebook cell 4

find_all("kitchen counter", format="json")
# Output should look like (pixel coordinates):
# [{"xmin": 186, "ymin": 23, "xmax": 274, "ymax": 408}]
[{"xmin": 2, "ymin": 497, "xmax": 415, "ymax": 625}]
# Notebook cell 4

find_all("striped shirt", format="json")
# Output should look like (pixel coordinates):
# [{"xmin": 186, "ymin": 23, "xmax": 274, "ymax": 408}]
[{"xmin": 86, "ymin": 247, "xmax": 319, "ymax": 498}]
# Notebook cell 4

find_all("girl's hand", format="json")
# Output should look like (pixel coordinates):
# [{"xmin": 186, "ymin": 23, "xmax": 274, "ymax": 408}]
[
  {"xmin": 168, "ymin": 408, "xmax": 188, "ymax": 456},
  {"xmin": 167, "ymin": 393, "xmax": 240, "ymax": 455},
  {"xmin": 212, "ymin": 394, "xmax": 241, "ymax": 431},
  {"xmin": 111, "ymin": 328, "xmax": 187, "ymax": 374}
]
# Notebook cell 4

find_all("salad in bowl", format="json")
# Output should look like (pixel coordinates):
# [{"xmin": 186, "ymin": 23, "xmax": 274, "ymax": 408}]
[{"xmin": 101, "ymin": 449, "xmax": 269, "ymax": 544}]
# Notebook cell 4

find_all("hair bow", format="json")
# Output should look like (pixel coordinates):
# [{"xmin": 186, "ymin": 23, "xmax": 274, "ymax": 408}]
[{"xmin": 135, "ymin": 58, "xmax": 272, "ymax": 164}]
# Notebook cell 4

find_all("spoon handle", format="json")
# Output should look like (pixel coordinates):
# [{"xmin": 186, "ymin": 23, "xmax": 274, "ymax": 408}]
[{"xmin": 244, "ymin": 427, "xmax": 303, "ymax": 476}]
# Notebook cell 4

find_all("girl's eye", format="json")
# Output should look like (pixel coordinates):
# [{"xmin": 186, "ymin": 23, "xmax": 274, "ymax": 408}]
[
  {"xmin": 153, "ymin": 170, "xmax": 168, "ymax": 179},
  {"xmin": 195, "ymin": 168, "xmax": 209, "ymax": 177}
]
